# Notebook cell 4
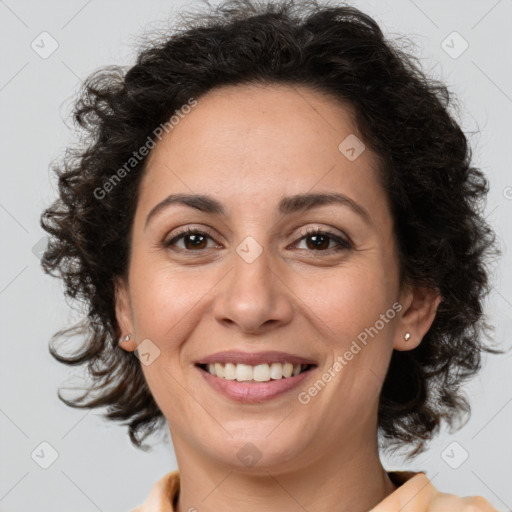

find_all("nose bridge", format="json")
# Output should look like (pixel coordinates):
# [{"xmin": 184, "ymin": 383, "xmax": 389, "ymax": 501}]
[
  {"xmin": 213, "ymin": 233, "xmax": 294, "ymax": 333},
  {"xmin": 233, "ymin": 235, "xmax": 273, "ymax": 296}
]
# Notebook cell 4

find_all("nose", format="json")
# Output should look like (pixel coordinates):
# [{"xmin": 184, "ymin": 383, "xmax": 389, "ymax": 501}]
[{"xmin": 212, "ymin": 244, "xmax": 294, "ymax": 335}]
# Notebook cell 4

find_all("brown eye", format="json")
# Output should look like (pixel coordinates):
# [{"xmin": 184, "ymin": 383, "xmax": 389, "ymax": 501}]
[
  {"xmin": 164, "ymin": 228, "xmax": 217, "ymax": 251},
  {"xmin": 293, "ymin": 228, "xmax": 352, "ymax": 254},
  {"xmin": 163, "ymin": 227, "xmax": 352, "ymax": 255}
]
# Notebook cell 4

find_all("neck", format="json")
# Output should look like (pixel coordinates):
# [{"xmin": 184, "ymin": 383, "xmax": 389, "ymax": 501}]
[{"xmin": 172, "ymin": 435, "xmax": 398, "ymax": 512}]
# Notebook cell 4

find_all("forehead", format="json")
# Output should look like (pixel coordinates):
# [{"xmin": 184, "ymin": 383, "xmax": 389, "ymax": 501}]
[{"xmin": 138, "ymin": 83, "xmax": 388, "ymax": 222}]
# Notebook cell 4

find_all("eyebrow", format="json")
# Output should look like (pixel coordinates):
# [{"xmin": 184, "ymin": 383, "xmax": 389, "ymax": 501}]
[{"xmin": 144, "ymin": 192, "xmax": 372, "ymax": 229}]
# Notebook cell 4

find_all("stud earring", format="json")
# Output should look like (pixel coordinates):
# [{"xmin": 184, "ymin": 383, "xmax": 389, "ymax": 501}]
[
  {"xmin": 404, "ymin": 332, "xmax": 411, "ymax": 342},
  {"xmin": 119, "ymin": 333, "xmax": 132, "ymax": 344}
]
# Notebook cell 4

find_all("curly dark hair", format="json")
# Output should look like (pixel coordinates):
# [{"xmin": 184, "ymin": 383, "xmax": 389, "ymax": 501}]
[{"xmin": 40, "ymin": 0, "xmax": 504, "ymax": 458}]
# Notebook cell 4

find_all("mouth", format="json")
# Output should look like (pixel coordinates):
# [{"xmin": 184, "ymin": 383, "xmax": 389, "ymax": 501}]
[
  {"xmin": 195, "ymin": 351, "xmax": 318, "ymax": 403},
  {"xmin": 196, "ymin": 362, "xmax": 314, "ymax": 382}
]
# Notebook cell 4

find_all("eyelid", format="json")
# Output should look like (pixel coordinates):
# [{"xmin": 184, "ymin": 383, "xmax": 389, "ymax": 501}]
[
  {"xmin": 164, "ymin": 225, "xmax": 220, "ymax": 247},
  {"xmin": 291, "ymin": 226, "xmax": 352, "ymax": 251},
  {"xmin": 164, "ymin": 224, "xmax": 352, "ymax": 253},
  {"xmin": 295, "ymin": 225, "xmax": 350, "ymax": 241}
]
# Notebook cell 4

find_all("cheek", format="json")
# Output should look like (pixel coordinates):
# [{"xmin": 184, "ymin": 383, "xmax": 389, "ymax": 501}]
[
  {"xmin": 127, "ymin": 270, "xmax": 201, "ymax": 415},
  {"xmin": 293, "ymin": 262, "xmax": 393, "ymax": 345},
  {"xmin": 301, "ymin": 265, "xmax": 397, "ymax": 405},
  {"xmin": 129, "ymin": 262, "xmax": 209, "ymax": 339},
  {"xmin": 300, "ymin": 267, "xmax": 396, "ymax": 423}
]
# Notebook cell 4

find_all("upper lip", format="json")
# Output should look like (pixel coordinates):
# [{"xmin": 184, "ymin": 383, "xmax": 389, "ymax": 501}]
[{"xmin": 196, "ymin": 351, "xmax": 317, "ymax": 366}]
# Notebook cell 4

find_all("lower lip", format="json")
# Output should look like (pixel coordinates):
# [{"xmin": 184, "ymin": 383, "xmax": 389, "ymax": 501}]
[{"xmin": 198, "ymin": 366, "xmax": 315, "ymax": 403}]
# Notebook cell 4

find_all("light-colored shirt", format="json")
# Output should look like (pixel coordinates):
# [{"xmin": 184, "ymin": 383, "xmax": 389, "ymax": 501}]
[{"xmin": 131, "ymin": 469, "xmax": 499, "ymax": 511}]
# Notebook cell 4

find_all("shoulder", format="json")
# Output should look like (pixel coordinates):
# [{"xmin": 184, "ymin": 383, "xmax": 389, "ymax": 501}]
[
  {"xmin": 131, "ymin": 469, "xmax": 499, "ymax": 512},
  {"xmin": 371, "ymin": 471, "xmax": 499, "ymax": 512},
  {"xmin": 131, "ymin": 470, "xmax": 180, "ymax": 512}
]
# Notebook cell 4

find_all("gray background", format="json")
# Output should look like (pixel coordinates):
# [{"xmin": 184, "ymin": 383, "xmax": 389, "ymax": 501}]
[{"xmin": 1, "ymin": 0, "xmax": 511, "ymax": 510}]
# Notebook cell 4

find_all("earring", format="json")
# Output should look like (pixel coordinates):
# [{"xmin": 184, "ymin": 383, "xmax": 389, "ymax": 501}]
[
  {"xmin": 404, "ymin": 332, "xmax": 411, "ymax": 342},
  {"xmin": 119, "ymin": 333, "xmax": 132, "ymax": 344}
]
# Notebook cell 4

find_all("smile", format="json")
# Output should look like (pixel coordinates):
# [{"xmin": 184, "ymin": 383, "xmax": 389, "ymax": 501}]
[
  {"xmin": 196, "ymin": 362, "xmax": 316, "ymax": 403},
  {"xmin": 199, "ymin": 362, "xmax": 313, "ymax": 382}
]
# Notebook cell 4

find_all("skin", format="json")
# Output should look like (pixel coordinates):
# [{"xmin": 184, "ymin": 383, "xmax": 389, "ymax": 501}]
[{"xmin": 116, "ymin": 83, "xmax": 443, "ymax": 512}]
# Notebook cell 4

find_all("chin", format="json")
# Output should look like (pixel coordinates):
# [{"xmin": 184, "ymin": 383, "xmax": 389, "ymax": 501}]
[{"xmin": 202, "ymin": 433, "xmax": 310, "ymax": 474}]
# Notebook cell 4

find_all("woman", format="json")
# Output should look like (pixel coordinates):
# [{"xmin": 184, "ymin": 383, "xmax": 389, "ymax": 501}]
[{"xmin": 40, "ymin": 0, "xmax": 504, "ymax": 510}]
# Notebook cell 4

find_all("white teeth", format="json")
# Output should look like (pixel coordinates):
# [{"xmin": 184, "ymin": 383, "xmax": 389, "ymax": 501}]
[
  {"xmin": 270, "ymin": 362, "xmax": 283, "ymax": 379},
  {"xmin": 235, "ymin": 363, "xmax": 253, "ymax": 381},
  {"xmin": 224, "ymin": 362, "xmax": 236, "ymax": 380},
  {"xmin": 253, "ymin": 364, "xmax": 270, "ymax": 382},
  {"xmin": 282, "ymin": 363, "xmax": 293, "ymax": 378},
  {"xmin": 204, "ymin": 362, "xmax": 305, "ymax": 382}
]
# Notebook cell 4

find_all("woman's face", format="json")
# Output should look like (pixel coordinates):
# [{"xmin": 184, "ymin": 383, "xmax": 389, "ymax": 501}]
[{"xmin": 116, "ymin": 83, "xmax": 434, "ymax": 472}]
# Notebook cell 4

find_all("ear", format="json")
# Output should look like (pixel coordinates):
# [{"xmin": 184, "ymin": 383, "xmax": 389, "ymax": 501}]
[
  {"xmin": 114, "ymin": 276, "xmax": 137, "ymax": 352},
  {"xmin": 394, "ymin": 283, "xmax": 442, "ymax": 351}
]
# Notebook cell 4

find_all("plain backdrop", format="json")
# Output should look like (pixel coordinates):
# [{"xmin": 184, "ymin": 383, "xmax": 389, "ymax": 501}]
[{"xmin": 1, "ymin": 0, "xmax": 511, "ymax": 510}]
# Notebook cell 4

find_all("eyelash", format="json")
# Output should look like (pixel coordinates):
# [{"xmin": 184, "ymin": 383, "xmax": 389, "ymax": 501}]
[{"xmin": 163, "ymin": 226, "xmax": 352, "ymax": 255}]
